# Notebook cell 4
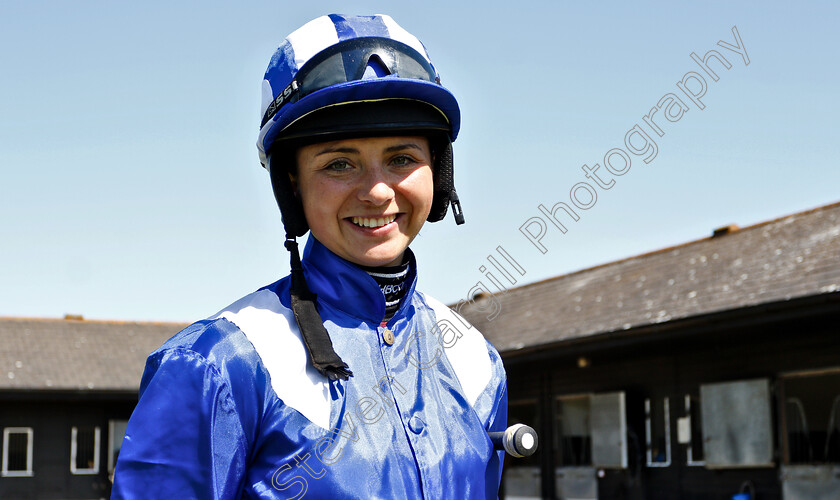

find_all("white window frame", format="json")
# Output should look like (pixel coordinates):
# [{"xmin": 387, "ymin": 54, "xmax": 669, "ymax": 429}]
[
  {"xmin": 108, "ymin": 419, "xmax": 128, "ymax": 473},
  {"xmin": 2, "ymin": 427, "xmax": 34, "ymax": 477},
  {"xmin": 70, "ymin": 426, "xmax": 100, "ymax": 474},
  {"xmin": 645, "ymin": 397, "xmax": 672, "ymax": 467},
  {"xmin": 684, "ymin": 395, "xmax": 706, "ymax": 466}
]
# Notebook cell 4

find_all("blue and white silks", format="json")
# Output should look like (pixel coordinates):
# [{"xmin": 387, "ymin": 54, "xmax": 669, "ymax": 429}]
[{"xmin": 112, "ymin": 237, "xmax": 508, "ymax": 499}]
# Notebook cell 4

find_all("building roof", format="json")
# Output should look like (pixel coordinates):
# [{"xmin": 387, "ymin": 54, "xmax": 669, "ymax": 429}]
[
  {"xmin": 458, "ymin": 202, "xmax": 840, "ymax": 354},
  {"xmin": 0, "ymin": 317, "xmax": 186, "ymax": 392}
]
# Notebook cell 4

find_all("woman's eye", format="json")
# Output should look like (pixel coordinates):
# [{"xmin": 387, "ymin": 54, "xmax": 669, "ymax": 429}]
[
  {"xmin": 326, "ymin": 160, "xmax": 351, "ymax": 171},
  {"xmin": 392, "ymin": 155, "xmax": 414, "ymax": 167}
]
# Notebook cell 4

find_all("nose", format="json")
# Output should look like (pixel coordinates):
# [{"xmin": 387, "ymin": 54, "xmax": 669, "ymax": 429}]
[{"xmin": 357, "ymin": 165, "xmax": 395, "ymax": 205}]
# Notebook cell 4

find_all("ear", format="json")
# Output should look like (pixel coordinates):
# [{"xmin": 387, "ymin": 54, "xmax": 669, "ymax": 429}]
[
  {"xmin": 268, "ymin": 151, "xmax": 310, "ymax": 237},
  {"xmin": 287, "ymin": 171, "xmax": 298, "ymax": 193}
]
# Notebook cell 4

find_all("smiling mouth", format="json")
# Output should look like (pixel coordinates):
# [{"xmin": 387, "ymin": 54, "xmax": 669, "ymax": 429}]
[{"xmin": 350, "ymin": 214, "xmax": 398, "ymax": 228}]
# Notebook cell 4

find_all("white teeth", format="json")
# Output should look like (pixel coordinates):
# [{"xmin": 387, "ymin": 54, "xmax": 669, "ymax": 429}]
[{"xmin": 352, "ymin": 214, "xmax": 396, "ymax": 228}]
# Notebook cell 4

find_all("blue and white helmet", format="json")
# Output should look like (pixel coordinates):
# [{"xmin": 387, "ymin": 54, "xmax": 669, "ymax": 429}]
[{"xmin": 258, "ymin": 14, "xmax": 464, "ymax": 238}]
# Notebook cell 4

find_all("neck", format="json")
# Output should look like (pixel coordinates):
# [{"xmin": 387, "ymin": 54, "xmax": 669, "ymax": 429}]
[{"xmin": 358, "ymin": 256, "xmax": 412, "ymax": 323}]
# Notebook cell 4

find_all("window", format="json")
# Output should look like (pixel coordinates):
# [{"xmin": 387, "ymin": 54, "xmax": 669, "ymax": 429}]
[
  {"xmin": 645, "ymin": 397, "xmax": 671, "ymax": 467},
  {"xmin": 503, "ymin": 400, "xmax": 541, "ymax": 500},
  {"xmin": 700, "ymin": 378, "xmax": 773, "ymax": 468},
  {"xmin": 108, "ymin": 419, "xmax": 128, "ymax": 473},
  {"xmin": 71, "ymin": 426, "xmax": 100, "ymax": 474},
  {"xmin": 554, "ymin": 392, "xmax": 627, "ymax": 469},
  {"xmin": 677, "ymin": 395, "xmax": 705, "ymax": 466},
  {"xmin": 589, "ymin": 392, "xmax": 627, "ymax": 468},
  {"xmin": 2, "ymin": 427, "xmax": 33, "ymax": 477},
  {"xmin": 553, "ymin": 392, "xmax": 625, "ymax": 500},
  {"xmin": 780, "ymin": 369, "xmax": 840, "ymax": 464},
  {"xmin": 555, "ymin": 395, "xmax": 592, "ymax": 467}
]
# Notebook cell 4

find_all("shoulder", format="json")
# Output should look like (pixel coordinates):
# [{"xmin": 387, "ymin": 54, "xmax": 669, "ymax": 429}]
[
  {"xmin": 140, "ymin": 289, "xmax": 285, "ymax": 426},
  {"xmin": 210, "ymin": 283, "xmax": 332, "ymax": 429},
  {"xmin": 141, "ymin": 280, "xmax": 329, "ymax": 428},
  {"xmin": 415, "ymin": 292, "xmax": 506, "ymax": 410},
  {"xmin": 417, "ymin": 291, "xmax": 496, "ymax": 357},
  {"xmin": 150, "ymin": 285, "xmax": 293, "ymax": 377},
  {"xmin": 155, "ymin": 281, "xmax": 298, "ymax": 364}
]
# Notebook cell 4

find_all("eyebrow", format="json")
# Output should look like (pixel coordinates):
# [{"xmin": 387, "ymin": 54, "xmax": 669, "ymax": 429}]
[
  {"xmin": 384, "ymin": 143, "xmax": 424, "ymax": 153},
  {"xmin": 313, "ymin": 143, "xmax": 424, "ymax": 157}
]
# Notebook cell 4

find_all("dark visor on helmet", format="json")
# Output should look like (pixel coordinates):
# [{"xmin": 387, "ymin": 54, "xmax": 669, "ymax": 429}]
[{"xmin": 261, "ymin": 37, "xmax": 440, "ymax": 128}]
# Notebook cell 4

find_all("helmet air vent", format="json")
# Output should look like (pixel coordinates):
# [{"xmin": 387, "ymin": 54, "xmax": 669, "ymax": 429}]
[{"xmin": 362, "ymin": 55, "xmax": 391, "ymax": 79}]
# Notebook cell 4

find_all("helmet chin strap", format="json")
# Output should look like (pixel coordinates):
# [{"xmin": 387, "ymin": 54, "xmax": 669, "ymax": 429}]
[
  {"xmin": 449, "ymin": 188, "xmax": 465, "ymax": 225},
  {"xmin": 284, "ymin": 237, "xmax": 353, "ymax": 381}
]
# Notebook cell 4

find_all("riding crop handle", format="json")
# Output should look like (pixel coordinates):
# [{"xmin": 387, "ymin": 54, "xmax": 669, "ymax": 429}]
[{"xmin": 489, "ymin": 424, "xmax": 538, "ymax": 458}]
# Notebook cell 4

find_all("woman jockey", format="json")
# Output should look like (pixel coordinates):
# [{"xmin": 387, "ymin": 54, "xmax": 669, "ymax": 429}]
[{"xmin": 112, "ymin": 14, "xmax": 507, "ymax": 499}]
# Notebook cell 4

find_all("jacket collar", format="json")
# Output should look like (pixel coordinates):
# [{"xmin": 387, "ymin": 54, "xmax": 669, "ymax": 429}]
[{"xmin": 301, "ymin": 237, "xmax": 418, "ymax": 325}]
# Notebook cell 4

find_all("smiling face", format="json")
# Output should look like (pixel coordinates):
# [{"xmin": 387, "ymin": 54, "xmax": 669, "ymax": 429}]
[{"xmin": 293, "ymin": 136, "xmax": 434, "ymax": 267}]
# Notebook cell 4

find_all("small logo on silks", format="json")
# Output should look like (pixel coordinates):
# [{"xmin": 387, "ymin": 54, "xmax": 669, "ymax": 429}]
[{"xmin": 381, "ymin": 283, "xmax": 404, "ymax": 295}]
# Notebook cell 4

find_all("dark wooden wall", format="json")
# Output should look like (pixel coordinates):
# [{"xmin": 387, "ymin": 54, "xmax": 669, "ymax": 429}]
[
  {"xmin": 501, "ymin": 295, "xmax": 840, "ymax": 499},
  {"xmin": 0, "ymin": 395, "xmax": 136, "ymax": 500}
]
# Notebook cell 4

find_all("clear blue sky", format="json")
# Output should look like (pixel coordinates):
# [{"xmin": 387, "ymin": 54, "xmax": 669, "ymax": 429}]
[{"xmin": 2, "ymin": 1, "xmax": 838, "ymax": 322}]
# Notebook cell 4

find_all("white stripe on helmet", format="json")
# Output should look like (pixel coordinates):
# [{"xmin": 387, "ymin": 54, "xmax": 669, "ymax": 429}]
[
  {"xmin": 286, "ymin": 15, "xmax": 340, "ymax": 70},
  {"xmin": 379, "ymin": 14, "xmax": 431, "ymax": 63},
  {"xmin": 260, "ymin": 78, "xmax": 274, "ymax": 119}
]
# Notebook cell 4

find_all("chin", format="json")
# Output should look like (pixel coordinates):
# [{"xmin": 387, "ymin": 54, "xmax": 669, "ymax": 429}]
[
  {"xmin": 356, "ymin": 255, "xmax": 402, "ymax": 267},
  {"xmin": 353, "ymin": 248, "xmax": 406, "ymax": 267}
]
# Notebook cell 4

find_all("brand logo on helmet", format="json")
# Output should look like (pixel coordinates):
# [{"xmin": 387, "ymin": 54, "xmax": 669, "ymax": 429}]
[{"xmin": 262, "ymin": 80, "xmax": 300, "ymax": 128}]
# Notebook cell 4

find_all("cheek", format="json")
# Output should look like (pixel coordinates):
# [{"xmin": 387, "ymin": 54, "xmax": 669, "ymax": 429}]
[
  {"xmin": 300, "ymin": 178, "xmax": 342, "ymax": 227},
  {"xmin": 399, "ymin": 162, "xmax": 432, "ymax": 187},
  {"xmin": 410, "ymin": 168, "xmax": 435, "ymax": 214}
]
